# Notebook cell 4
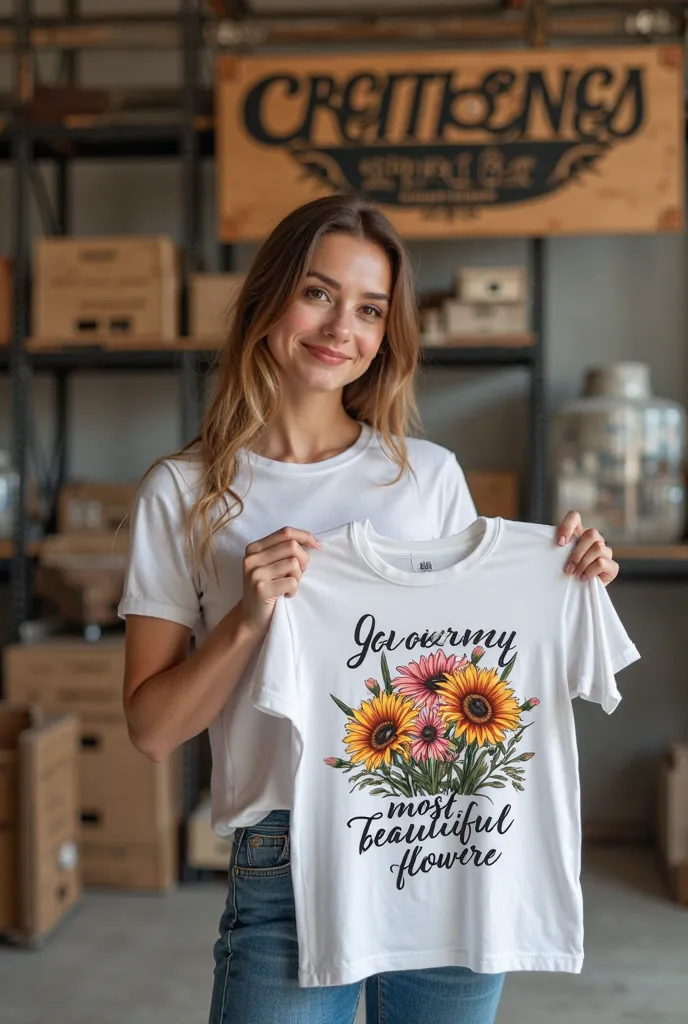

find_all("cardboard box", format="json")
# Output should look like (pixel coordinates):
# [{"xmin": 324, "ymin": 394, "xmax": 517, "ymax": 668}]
[
  {"xmin": 4, "ymin": 638, "xmax": 126, "ymax": 724},
  {"xmin": 3, "ymin": 639, "xmax": 180, "ymax": 849},
  {"xmin": 32, "ymin": 235, "xmax": 180, "ymax": 343},
  {"xmin": 78, "ymin": 721, "xmax": 177, "ymax": 842},
  {"xmin": 466, "ymin": 471, "xmax": 519, "ymax": 521},
  {"xmin": 443, "ymin": 300, "xmax": 528, "ymax": 337},
  {"xmin": 457, "ymin": 267, "xmax": 525, "ymax": 304},
  {"xmin": 35, "ymin": 533, "xmax": 129, "ymax": 627},
  {"xmin": 0, "ymin": 257, "xmax": 11, "ymax": 345},
  {"xmin": 187, "ymin": 794, "xmax": 232, "ymax": 871},
  {"xmin": 81, "ymin": 824, "xmax": 177, "ymax": 891},
  {"xmin": 0, "ymin": 745, "xmax": 18, "ymax": 827},
  {"xmin": 189, "ymin": 272, "xmax": 245, "ymax": 342},
  {"xmin": 58, "ymin": 481, "xmax": 139, "ymax": 534},
  {"xmin": 658, "ymin": 743, "xmax": 688, "ymax": 905},
  {"xmin": 0, "ymin": 828, "xmax": 15, "ymax": 930},
  {"xmin": 0, "ymin": 704, "xmax": 81, "ymax": 942}
]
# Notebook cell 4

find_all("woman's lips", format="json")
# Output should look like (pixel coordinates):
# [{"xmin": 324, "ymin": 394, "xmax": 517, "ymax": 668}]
[{"xmin": 303, "ymin": 344, "xmax": 350, "ymax": 365}]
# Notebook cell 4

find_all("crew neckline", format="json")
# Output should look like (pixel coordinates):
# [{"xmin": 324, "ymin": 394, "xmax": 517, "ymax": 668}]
[
  {"xmin": 245, "ymin": 421, "xmax": 374, "ymax": 474},
  {"xmin": 350, "ymin": 517, "xmax": 502, "ymax": 586}
]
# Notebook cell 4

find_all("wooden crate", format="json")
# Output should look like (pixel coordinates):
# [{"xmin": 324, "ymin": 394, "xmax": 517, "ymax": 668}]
[{"xmin": 32, "ymin": 236, "xmax": 180, "ymax": 343}]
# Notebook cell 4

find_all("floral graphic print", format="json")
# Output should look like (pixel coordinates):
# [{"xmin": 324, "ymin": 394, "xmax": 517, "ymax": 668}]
[{"xmin": 326, "ymin": 647, "xmax": 539, "ymax": 800}]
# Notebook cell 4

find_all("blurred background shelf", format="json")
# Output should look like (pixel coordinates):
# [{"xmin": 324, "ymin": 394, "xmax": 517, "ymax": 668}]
[
  {"xmin": 0, "ymin": 540, "xmax": 42, "ymax": 559},
  {"xmin": 0, "ymin": 339, "xmax": 538, "ymax": 371},
  {"xmin": 615, "ymin": 545, "xmax": 688, "ymax": 580}
]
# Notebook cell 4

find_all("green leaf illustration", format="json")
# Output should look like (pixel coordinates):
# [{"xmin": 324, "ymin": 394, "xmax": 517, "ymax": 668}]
[
  {"xmin": 330, "ymin": 693, "xmax": 354, "ymax": 717},
  {"xmin": 482, "ymin": 781, "xmax": 507, "ymax": 788},
  {"xmin": 381, "ymin": 652, "xmax": 394, "ymax": 694},
  {"xmin": 500, "ymin": 653, "xmax": 517, "ymax": 681}
]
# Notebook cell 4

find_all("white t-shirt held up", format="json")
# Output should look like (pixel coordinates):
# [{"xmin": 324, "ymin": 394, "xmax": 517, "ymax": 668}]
[
  {"xmin": 118, "ymin": 422, "xmax": 477, "ymax": 833},
  {"xmin": 250, "ymin": 517, "xmax": 639, "ymax": 986}
]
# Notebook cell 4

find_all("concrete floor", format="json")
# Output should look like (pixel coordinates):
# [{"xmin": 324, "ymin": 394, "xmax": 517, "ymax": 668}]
[{"xmin": 1, "ymin": 848, "xmax": 686, "ymax": 1024}]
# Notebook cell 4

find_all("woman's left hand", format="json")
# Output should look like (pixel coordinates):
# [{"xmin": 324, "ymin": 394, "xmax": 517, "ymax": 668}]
[{"xmin": 555, "ymin": 511, "xmax": 619, "ymax": 586}]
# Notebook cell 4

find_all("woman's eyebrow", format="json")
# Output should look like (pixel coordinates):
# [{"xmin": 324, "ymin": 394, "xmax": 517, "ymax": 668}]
[{"xmin": 306, "ymin": 269, "xmax": 390, "ymax": 302}]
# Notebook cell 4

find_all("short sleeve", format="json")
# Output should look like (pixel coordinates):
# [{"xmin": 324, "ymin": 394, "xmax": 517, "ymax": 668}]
[
  {"xmin": 563, "ymin": 576, "xmax": 640, "ymax": 714},
  {"xmin": 441, "ymin": 455, "xmax": 478, "ymax": 535},
  {"xmin": 250, "ymin": 596, "xmax": 301, "ymax": 729},
  {"xmin": 117, "ymin": 462, "xmax": 200, "ymax": 631}
]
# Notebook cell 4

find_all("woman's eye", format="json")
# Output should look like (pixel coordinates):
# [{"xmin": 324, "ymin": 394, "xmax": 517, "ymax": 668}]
[
  {"xmin": 361, "ymin": 305, "xmax": 383, "ymax": 319},
  {"xmin": 305, "ymin": 285, "xmax": 328, "ymax": 301}
]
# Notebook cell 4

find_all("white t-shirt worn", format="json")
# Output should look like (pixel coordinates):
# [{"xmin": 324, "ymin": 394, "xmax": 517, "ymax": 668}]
[
  {"xmin": 250, "ymin": 516, "xmax": 640, "ymax": 986},
  {"xmin": 117, "ymin": 422, "xmax": 477, "ymax": 834}
]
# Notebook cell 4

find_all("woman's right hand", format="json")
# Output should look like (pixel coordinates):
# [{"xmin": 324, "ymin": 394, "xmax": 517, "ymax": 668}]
[{"xmin": 241, "ymin": 526, "xmax": 321, "ymax": 636}]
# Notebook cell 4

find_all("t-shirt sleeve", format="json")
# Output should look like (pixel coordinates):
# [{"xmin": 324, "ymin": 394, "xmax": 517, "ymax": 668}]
[
  {"xmin": 441, "ymin": 454, "xmax": 478, "ymax": 535},
  {"xmin": 250, "ymin": 596, "xmax": 301, "ymax": 729},
  {"xmin": 117, "ymin": 462, "xmax": 201, "ymax": 631},
  {"xmin": 562, "ymin": 576, "xmax": 640, "ymax": 714}
]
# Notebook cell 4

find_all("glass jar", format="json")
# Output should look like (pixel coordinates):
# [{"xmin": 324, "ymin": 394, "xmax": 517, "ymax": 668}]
[
  {"xmin": 0, "ymin": 450, "xmax": 18, "ymax": 540},
  {"xmin": 553, "ymin": 363, "xmax": 686, "ymax": 544}
]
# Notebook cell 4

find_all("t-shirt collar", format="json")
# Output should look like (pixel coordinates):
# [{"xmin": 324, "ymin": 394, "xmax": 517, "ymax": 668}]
[{"xmin": 351, "ymin": 516, "xmax": 501, "ymax": 586}]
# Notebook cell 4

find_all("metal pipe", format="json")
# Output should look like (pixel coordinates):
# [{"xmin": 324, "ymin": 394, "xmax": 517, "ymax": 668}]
[
  {"xmin": 180, "ymin": 0, "xmax": 204, "ymax": 447},
  {"xmin": 10, "ymin": 0, "xmax": 32, "ymax": 636},
  {"xmin": 0, "ymin": 7, "xmax": 683, "ymax": 51},
  {"xmin": 529, "ymin": 238, "xmax": 547, "ymax": 525}
]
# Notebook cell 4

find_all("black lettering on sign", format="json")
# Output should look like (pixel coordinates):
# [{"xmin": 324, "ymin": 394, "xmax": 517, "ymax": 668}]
[{"xmin": 241, "ymin": 64, "xmax": 645, "ymax": 211}]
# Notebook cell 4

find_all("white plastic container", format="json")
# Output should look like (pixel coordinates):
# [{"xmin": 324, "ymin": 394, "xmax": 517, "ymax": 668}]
[{"xmin": 553, "ymin": 363, "xmax": 686, "ymax": 544}]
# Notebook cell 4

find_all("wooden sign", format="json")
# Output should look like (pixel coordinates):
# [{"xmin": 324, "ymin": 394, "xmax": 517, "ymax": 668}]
[{"xmin": 216, "ymin": 46, "xmax": 683, "ymax": 241}]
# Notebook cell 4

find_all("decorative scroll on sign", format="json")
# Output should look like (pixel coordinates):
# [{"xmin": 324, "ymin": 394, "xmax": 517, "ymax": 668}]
[{"xmin": 216, "ymin": 46, "xmax": 683, "ymax": 241}]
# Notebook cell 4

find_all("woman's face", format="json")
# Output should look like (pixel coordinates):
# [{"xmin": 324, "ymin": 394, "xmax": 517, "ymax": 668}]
[{"xmin": 266, "ymin": 232, "xmax": 392, "ymax": 395}]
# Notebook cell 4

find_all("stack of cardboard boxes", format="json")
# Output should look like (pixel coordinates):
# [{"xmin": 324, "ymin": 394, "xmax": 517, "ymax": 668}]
[
  {"xmin": 35, "ymin": 482, "xmax": 138, "ymax": 629},
  {"xmin": 0, "ymin": 703, "xmax": 80, "ymax": 944},
  {"xmin": 31, "ymin": 236, "xmax": 180, "ymax": 347},
  {"xmin": 26, "ymin": 234, "xmax": 245, "ymax": 349},
  {"xmin": 422, "ymin": 266, "xmax": 529, "ymax": 346},
  {"xmin": 3, "ymin": 641, "xmax": 179, "ymax": 891}
]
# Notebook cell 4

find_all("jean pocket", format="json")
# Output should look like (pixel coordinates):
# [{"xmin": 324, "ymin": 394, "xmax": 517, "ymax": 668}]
[{"xmin": 233, "ymin": 829, "xmax": 291, "ymax": 877}]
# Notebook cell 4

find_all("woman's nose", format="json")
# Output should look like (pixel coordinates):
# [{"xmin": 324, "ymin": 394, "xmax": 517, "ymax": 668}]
[{"xmin": 324, "ymin": 309, "xmax": 351, "ymax": 343}]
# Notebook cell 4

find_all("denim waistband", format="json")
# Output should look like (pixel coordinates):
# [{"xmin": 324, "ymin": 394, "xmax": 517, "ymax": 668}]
[{"xmin": 253, "ymin": 809, "xmax": 290, "ymax": 830}]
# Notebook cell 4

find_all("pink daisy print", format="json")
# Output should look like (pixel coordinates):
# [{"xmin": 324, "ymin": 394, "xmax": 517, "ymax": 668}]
[
  {"xmin": 409, "ymin": 706, "xmax": 454, "ymax": 762},
  {"xmin": 393, "ymin": 651, "xmax": 468, "ymax": 709}
]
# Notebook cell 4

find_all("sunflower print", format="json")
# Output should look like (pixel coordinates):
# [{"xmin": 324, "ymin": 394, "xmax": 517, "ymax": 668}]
[
  {"xmin": 344, "ymin": 691, "xmax": 417, "ymax": 771},
  {"xmin": 437, "ymin": 663, "xmax": 522, "ymax": 747}
]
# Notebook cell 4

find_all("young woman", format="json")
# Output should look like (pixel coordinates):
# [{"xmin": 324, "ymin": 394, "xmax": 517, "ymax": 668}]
[{"xmin": 119, "ymin": 194, "xmax": 619, "ymax": 1024}]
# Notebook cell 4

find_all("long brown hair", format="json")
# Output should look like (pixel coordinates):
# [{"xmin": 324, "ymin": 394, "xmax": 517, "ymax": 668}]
[{"xmin": 168, "ymin": 193, "xmax": 422, "ymax": 566}]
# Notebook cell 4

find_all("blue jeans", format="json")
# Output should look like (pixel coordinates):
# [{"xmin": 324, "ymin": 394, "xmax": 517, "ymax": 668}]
[{"xmin": 209, "ymin": 810, "xmax": 505, "ymax": 1024}]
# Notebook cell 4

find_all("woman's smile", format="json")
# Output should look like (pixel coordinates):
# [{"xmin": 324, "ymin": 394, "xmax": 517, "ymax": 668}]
[{"xmin": 302, "ymin": 342, "xmax": 351, "ymax": 366}]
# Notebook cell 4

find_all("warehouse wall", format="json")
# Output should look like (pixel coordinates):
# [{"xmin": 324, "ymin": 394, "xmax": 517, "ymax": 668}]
[{"xmin": 0, "ymin": 1, "xmax": 686, "ymax": 830}]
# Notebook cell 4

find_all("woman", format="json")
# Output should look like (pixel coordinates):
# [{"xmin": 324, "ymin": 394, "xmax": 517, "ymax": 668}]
[{"xmin": 119, "ymin": 194, "xmax": 618, "ymax": 1024}]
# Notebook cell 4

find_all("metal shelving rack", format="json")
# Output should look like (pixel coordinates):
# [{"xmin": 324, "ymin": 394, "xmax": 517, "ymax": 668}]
[
  {"xmin": 1, "ymin": 1, "xmax": 684, "ymax": 879},
  {"xmin": 4, "ymin": 0, "xmax": 212, "ymax": 882}
]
